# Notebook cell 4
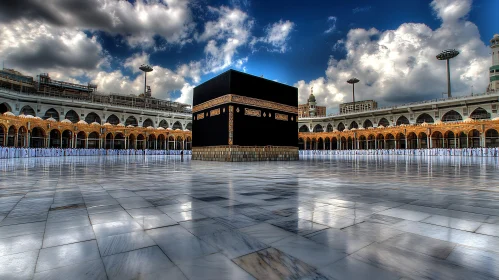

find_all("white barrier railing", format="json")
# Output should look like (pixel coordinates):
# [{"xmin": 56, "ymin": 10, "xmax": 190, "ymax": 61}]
[
  {"xmin": 0, "ymin": 148, "xmax": 192, "ymax": 159},
  {"xmin": 299, "ymin": 148, "xmax": 499, "ymax": 157}
]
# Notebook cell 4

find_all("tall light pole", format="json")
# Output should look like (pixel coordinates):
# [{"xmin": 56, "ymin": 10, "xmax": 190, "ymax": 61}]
[
  {"xmin": 139, "ymin": 64, "xmax": 153, "ymax": 96},
  {"xmin": 436, "ymin": 49, "xmax": 459, "ymax": 98},
  {"xmin": 347, "ymin": 78, "xmax": 359, "ymax": 112}
]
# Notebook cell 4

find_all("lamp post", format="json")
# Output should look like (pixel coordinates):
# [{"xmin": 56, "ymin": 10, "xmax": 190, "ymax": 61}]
[
  {"xmin": 436, "ymin": 49, "xmax": 459, "ymax": 98},
  {"xmin": 139, "ymin": 64, "xmax": 153, "ymax": 96},
  {"xmin": 347, "ymin": 78, "xmax": 360, "ymax": 112}
]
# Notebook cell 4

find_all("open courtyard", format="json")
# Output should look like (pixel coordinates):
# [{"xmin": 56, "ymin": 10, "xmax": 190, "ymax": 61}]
[{"xmin": 0, "ymin": 155, "xmax": 499, "ymax": 279}]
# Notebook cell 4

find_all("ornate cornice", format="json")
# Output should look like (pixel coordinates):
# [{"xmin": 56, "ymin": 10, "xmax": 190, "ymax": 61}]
[{"xmin": 192, "ymin": 94, "xmax": 298, "ymax": 114}]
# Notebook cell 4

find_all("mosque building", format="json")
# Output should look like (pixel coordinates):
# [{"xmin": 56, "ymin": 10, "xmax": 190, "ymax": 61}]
[
  {"xmin": 298, "ymin": 88, "xmax": 326, "ymax": 118},
  {"xmin": 297, "ymin": 34, "xmax": 499, "ymax": 150}
]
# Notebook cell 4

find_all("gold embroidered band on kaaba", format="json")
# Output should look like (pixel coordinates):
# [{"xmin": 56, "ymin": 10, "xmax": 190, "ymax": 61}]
[{"xmin": 192, "ymin": 94, "xmax": 297, "ymax": 114}]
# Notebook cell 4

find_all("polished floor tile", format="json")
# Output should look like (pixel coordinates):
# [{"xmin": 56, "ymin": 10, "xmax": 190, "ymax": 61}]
[
  {"xmin": 199, "ymin": 229, "xmax": 269, "ymax": 259},
  {"xmin": 97, "ymin": 231, "xmax": 156, "ymax": 257},
  {"xmin": 147, "ymin": 226, "xmax": 218, "ymax": 263},
  {"xmin": 446, "ymin": 245, "xmax": 499, "ymax": 278},
  {"xmin": 269, "ymin": 217, "xmax": 329, "ymax": 235},
  {"xmin": 0, "ymin": 221, "xmax": 46, "ymax": 238},
  {"xmin": 318, "ymin": 256, "xmax": 401, "ymax": 280},
  {"xmin": 102, "ymin": 246, "xmax": 176, "ymax": 280},
  {"xmin": 381, "ymin": 232, "xmax": 456, "ymax": 259},
  {"xmin": 341, "ymin": 222, "xmax": 403, "ymax": 242},
  {"xmin": 0, "ymin": 250, "xmax": 38, "ymax": 280},
  {"xmin": 1, "ymin": 155, "xmax": 498, "ymax": 279},
  {"xmin": 271, "ymin": 235, "xmax": 347, "ymax": 268},
  {"xmin": 421, "ymin": 215, "xmax": 483, "ymax": 232},
  {"xmin": 352, "ymin": 242, "xmax": 491, "ymax": 280},
  {"xmin": 238, "ymin": 223, "xmax": 295, "ymax": 244},
  {"xmin": 475, "ymin": 223, "xmax": 499, "ymax": 237},
  {"xmin": 306, "ymin": 228, "xmax": 374, "ymax": 254},
  {"xmin": 42, "ymin": 225, "xmax": 95, "ymax": 248},
  {"xmin": 36, "ymin": 240, "xmax": 101, "ymax": 272},
  {"xmin": 177, "ymin": 253, "xmax": 255, "ymax": 280},
  {"xmin": 33, "ymin": 259, "xmax": 107, "ymax": 280},
  {"xmin": 0, "ymin": 232, "xmax": 43, "ymax": 257},
  {"xmin": 233, "ymin": 247, "xmax": 328, "ymax": 279},
  {"xmin": 92, "ymin": 220, "xmax": 143, "ymax": 238}
]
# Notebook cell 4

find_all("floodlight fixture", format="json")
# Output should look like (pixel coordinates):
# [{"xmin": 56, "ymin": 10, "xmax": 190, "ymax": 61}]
[
  {"xmin": 139, "ymin": 64, "xmax": 153, "ymax": 96},
  {"xmin": 347, "ymin": 78, "xmax": 360, "ymax": 107},
  {"xmin": 436, "ymin": 49, "xmax": 459, "ymax": 98}
]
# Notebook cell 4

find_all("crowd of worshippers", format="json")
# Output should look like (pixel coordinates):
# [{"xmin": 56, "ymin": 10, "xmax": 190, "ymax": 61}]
[
  {"xmin": 300, "ymin": 147, "xmax": 499, "ymax": 157},
  {"xmin": 0, "ymin": 147, "xmax": 191, "ymax": 158}
]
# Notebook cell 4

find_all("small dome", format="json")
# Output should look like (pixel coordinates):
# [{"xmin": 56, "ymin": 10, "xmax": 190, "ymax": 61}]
[
  {"xmin": 146, "ymin": 126, "xmax": 154, "ymax": 129},
  {"xmin": 126, "ymin": 125, "xmax": 135, "ymax": 127},
  {"xmin": 18, "ymin": 114, "xmax": 26, "ymax": 118},
  {"xmin": 350, "ymin": 128, "xmax": 357, "ymax": 131},
  {"xmin": 3, "ymin": 112, "xmax": 15, "ymax": 116},
  {"xmin": 61, "ymin": 119, "xmax": 72, "ymax": 123},
  {"xmin": 367, "ymin": 126, "xmax": 374, "ymax": 130},
  {"xmin": 46, "ymin": 117, "xmax": 57, "ymax": 122},
  {"xmin": 183, "ymin": 129, "xmax": 190, "ymax": 131},
  {"xmin": 378, "ymin": 125, "xmax": 384, "ymax": 128},
  {"xmin": 103, "ymin": 122, "xmax": 112, "ymax": 126},
  {"xmin": 421, "ymin": 121, "xmax": 429, "ymax": 126},
  {"xmin": 157, "ymin": 127, "xmax": 165, "ymax": 130},
  {"xmin": 343, "ymin": 128, "xmax": 350, "ymax": 131},
  {"xmin": 166, "ymin": 128, "xmax": 173, "ymax": 131},
  {"xmin": 175, "ymin": 128, "xmax": 181, "ymax": 131},
  {"xmin": 77, "ymin": 120, "xmax": 88, "ymax": 124},
  {"xmin": 34, "ymin": 116, "xmax": 42, "ymax": 120},
  {"xmin": 434, "ymin": 120, "xmax": 443, "ymax": 124},
  {"xmin": 117, "ymin": 123, "xmax": 125, "ymax": 127},
  {"xmin": 308, "ymin": 93, "xmax": 316, "ymax": 103},
  {"xmin": 358, "ymin": 127, "xmax": 365, "ymax": 130},
  {"xmin": 91, "ymin": 122, "xmax": 100, "ymax": 126},
  {"xmin": 492, "ymin": 117, "xmax": 499, "ymax": 121},
  {"xmin": 25, "ymin": 115, "xmax": 34, "ymax": 118},
  {"xmin": 462, "ymin": 117, "xmax": 474, "ymax": 123}
]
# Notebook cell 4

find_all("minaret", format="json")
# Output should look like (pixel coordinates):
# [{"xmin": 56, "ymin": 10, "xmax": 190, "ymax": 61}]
[
  {"xmin": 490, "ymin": 34, "xmax": 499, "ymax": 92},
  {"xmin": 308, "ymin": 87, "xmax": 316, "ymax": 117}
]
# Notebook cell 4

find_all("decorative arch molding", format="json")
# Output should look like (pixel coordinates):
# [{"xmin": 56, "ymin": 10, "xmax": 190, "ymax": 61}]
[
  {"xmin": 313, "ymin": 124, "xmax": 324, "ymax": 132},
  {"xmin": 441, "ymin": 110, "xmax": 463, "ymax": 122},
  {"xmin": 299, "ymin": 125, "xmax": 310, "ymax": 132},
  {"xmin": 85, "ymin": 112, "xmax": 101, "ymax": 124}
]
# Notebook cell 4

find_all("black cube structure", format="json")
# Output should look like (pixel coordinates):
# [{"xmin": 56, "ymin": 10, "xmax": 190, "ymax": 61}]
[{"xmin": 192, "ymin": 69, "xmax": 298, "ymax": 161}]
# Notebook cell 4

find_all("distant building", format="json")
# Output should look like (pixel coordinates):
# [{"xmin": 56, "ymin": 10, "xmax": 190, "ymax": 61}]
[
  {"xmin": 298, "ymin": 88, "xmax": 326, "ymax": 118},
  {"xmin": 489, "ymin": 34, "xmax": 499, "ymax": 92},
  {"xmin": 339, "ymin": 100, "xmax": 378, "ymax": 114}
]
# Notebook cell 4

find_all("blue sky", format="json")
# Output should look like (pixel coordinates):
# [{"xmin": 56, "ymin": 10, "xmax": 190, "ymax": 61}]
[{"xmin": 0, "ymin": 0, "xmax": 495, "ymax": 112}]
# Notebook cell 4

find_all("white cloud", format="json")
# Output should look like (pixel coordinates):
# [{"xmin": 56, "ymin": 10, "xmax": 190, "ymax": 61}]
[
  {"xmin": 0, "ymin": 0, "xmax": 195, "ymax": 48},
  {"xmin": 197, "ymin": 6, "xmax": 254, "ymax": 73},
  {"xmin": 295, "ymin": 0, "xmax": 489, "ymax": 113},
  {"xmin": 251, "ymin": 20, "xmax": 295, "ymax": 53},
  {"xmin": 0, "ymin": 19, "xmax": 108, "ymax": 79},
  {"xmin": 325, "ymin": 16, "xmax": 337, "ymax": 34},
  {"xmin": 92, "ymin": 52, "xmax": 191, "ymax": 102}
]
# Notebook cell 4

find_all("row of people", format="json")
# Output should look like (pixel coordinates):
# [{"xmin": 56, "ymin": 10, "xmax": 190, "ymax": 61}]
[
  {"xmin": 300, "ymin": 148, "xmax": 499, "ymax": 157},
  {"xmin": 0, "ymin": 147, "xmax": 192, "ymax": 159}
]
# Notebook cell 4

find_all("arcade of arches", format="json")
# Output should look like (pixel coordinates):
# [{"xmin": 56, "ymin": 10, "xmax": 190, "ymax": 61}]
[
  {"xmin": 0, "ymin": 114, "xmax": 191, "ymax": 150},
  {"xmin": 298, "ymin": 120, "xmax": 499, "ymax": 150}
]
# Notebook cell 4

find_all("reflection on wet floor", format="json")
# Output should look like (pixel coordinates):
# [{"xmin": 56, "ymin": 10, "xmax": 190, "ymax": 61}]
[{"xmin": 0, "ymin": 155, "xmax": 498, "ymax": 279}]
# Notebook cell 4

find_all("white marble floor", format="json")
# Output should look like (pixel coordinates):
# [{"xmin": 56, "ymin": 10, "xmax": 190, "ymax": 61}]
[{"xmin": 0, "ymin": 155, "xmax": 498, "ymax": 279}]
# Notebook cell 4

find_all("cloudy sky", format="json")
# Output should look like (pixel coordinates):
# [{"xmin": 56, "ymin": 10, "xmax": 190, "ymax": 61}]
[{"xmin": 0, "ymin": 0, "xmax": 495, "ymax": 113}]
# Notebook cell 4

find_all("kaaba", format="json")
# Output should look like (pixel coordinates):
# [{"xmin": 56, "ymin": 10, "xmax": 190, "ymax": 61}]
[{"xmin": 192, "ymin": 69, "xmax": 298, "ymax": 161}]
